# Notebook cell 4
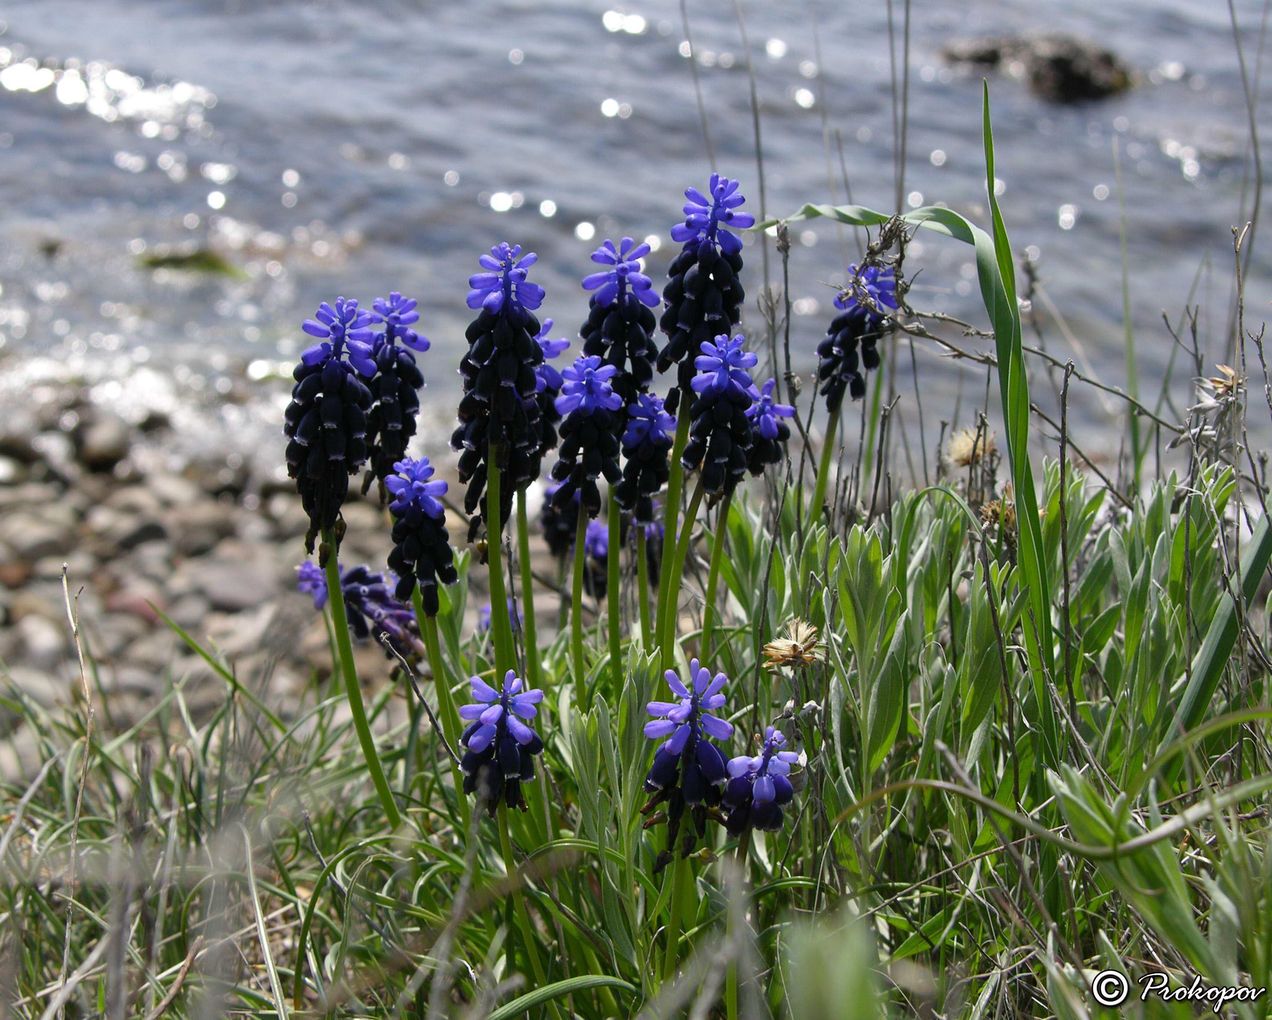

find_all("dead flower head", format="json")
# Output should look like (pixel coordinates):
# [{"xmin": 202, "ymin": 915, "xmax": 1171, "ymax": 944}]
[
  {"xmin": 1203, "ymin": 364, "xmax": 1242, "ymax": 400},
  {"xmin": 763, "ymin": 619, "xmax": 825, "ymax": 670},
  {"xmin": 945, "ymin": 427, "xmax": 995, "ymax": 469}
]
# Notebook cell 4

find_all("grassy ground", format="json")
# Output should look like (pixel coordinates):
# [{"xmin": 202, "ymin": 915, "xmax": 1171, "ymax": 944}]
[{"xmin": 3, "ymin": 84, "xmax": 1272, "ymax": 1020}]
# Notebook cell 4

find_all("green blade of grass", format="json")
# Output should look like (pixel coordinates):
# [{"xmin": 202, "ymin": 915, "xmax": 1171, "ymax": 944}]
[
  {"xmin": 485, "ymin": 975, "xmax": 637, "ymax": 1020},
  {"xmin": 1169, "ymin": 512, "xmax": 1272, "ymax": 737}
]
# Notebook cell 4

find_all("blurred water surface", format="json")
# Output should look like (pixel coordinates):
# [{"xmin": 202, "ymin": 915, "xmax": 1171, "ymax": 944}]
[{"xmin": 0, "ymin": 0, "xmax": 1266, "ymax": 470}]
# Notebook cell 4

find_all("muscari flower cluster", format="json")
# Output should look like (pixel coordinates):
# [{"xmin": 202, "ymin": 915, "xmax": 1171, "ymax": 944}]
[
  {"xmin": 682, "ymin": 334, "xmax": 759, "ymax": 496},
  {"xmin": 549, "ymin": 355, "xmax": 623, "ymax": 519},
  {"xmin": 643, "ymin": 659, "xmax": 733, "ymax": 868},
  {"xmin": 297, "ymin": 560, "xmax": 419, "ymax": 660},
  {"xmin": 363, "ymin": 292, "xmax": 430, "ymax": 498},
  {"xmin": 452, "ymin": 243, "xmax": 546, "ymax": 539},
  {"xmin": 722, "ymin": 727, "xmax": 800, "ymax": 834},
  {"xmin": 616, "ymin": 392, "xmax": 676, "ymax": 525},
  {"xmin": 459, "ymin": 670, "xmax": 544, "ymax": 814},
  {"xmin": 746, "ymin": 378, "xmax": 796, "ymax": 475},
  {"xmin": 816, "ymin": 263, "xmax": 899, "ymax": 410},
  {"xmin": 284, "ymin": 298, "xmax": 376, "ymax": 552},
  {"xmin": 580, "ymin": 237, "xmax": 660, "ymax": 407},
  {"xmin": 385, "ymin": 456, "xmax": 458, "ymax": 616},
  {"xmin": 658, "ymin": 174, "xmax": 753, "ymax": 413}
]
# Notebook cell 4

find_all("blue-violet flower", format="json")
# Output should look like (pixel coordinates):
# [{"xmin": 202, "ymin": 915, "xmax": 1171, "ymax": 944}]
[
  {"xmin": 642, "ymin": 658, "xmax": 733, "ymax": 868},
  {"xmin": 746, "ymin": 378, "xmax": 796, "ymax": 475},
  {"xmin": 459, "ymin": 670, "xmax": 545, "ymax": 813},
  {"xmin": 296, "ymin": 561, "xmax": 420, "ymax": 661},
  {"xmin": 816, "ymin": 264, "xmax": 899, "ymax": 410},
  {"xmin": 284, "ymin": 298, "xmax": 375, "ymax": 553},
  {"xmin": 364, "ymin": 291, "xmax": 428, "ymax": 498},
  {"xmin": 452, "ymin": 243, "xmax": 546, "ymax": 541},
  {"xmin": 548, "ymin": 355, "xmax": 623, "ymax": 518},
  {"xmin": 722, "ymin": 727, "xmax": 800, "ymax": 834},
  {"xmin": 658, "ymin": 174, "xmax": 751, "ymax": 413},
  {"xmin": 385, "ymin": 456, "xmax": 458, "ymax": 615},
  {"xmin": 681, "ymin": 334, "xmax": 758, "ymax": 496}
]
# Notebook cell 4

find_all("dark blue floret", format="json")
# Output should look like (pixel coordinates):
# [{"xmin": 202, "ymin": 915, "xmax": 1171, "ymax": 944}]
[
  {"xmin": 722, "ymin": 727, "xmax": 800, "ymax": 834},
  {"xmin": 580, "ymin": 237, "xmax": 660, "ymax": 408},
  {"xmin": 549, "ymin": 355, "xmax": 623, "ymax": 519},
  {"xmin": 296, "ymin": 560, "xmax": 420, "ymax": 661},
  {"xmin": 616, "ymin": 392, "xmax": 675, "ymax": 524},
  {"xmin": 816, "ymin": 264, "xmax": 898, "ymax": 411},
  {"xmin": 681, "ymin": 334, "xmax": 759, "ymax": 497},
  {"xmin": 658, "ymin": 174, "xmax": 752, "ymax": 414},
  {"xmin": 284, "ymin": 298, "xmax": 375, "ymax": 553},
  {"xmin": 746, "ymin": 378, "xmax": 796, "ymax": 475},
  {"xmin": 364, "ymin": 292, "xmax": 429, "ymax": 499},
  {"xmin": 385, "ymin": 456, "xmax": 458, "ymax": 616},
  {"xmin": 642, "ymin": 658, "xmax": 733, "ymax": 869},
  {"xmin": 451, "ymin": 243, "xmax": 546, "ymax": 542},
  {"xmin": 459, "ymin": 670, "xmax": 545, "ymax": 814},
  {"xmin": 540, "ymin": 480, "xmax": 580, "ymax": 561}
]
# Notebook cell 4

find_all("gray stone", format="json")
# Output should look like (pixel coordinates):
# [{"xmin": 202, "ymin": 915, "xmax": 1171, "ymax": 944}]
[
  {"xmin": 4, "ymin": 665, "xmax": 70, "ymax": 708},
  {"xmin": 85, "ymin": 505, "xmax": 168, "ymax": 553},
  {"xmin": 15, "ymin": 614, "xmax": 67, "ymax": 671},
  {"xmin": 6, "ymin": 513, "xmax": 74, "ymax": 561},
  {"xmin": 181, "ymin": 551, "xmax": 279, "ymax": 613},
  {"xmin": 75, "ymin": 411, "xmax": 132, "ymax": 472},
  {"xmin": 166, "ymin": 501, "xmax": 238, "ymax": 556},
  {"xmin": 942, "ymin": 33, "xmax": 1132, "ymax": 103}
]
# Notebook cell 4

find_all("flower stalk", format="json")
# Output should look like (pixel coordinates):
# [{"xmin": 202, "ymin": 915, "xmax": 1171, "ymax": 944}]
[{"xmin": 323, "ymin": 530, "xmax": 402, "ymax": 830}]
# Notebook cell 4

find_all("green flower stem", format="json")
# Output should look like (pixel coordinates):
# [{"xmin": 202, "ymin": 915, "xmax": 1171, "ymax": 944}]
[
  {"xmin": 809, "ymin": 405, "xmax": 841, "ymax": 520},
  {"xmin": 660, "ymin": 854, "xmax": 690, "ymax": 984},
  {"xmin": 515, "ymin": 489, "xmax": 542, "ymax": 691},
  {"xmin": 725, "ymin": 830, "xmax": 753, "ymax": 1020},
  {"xmin": 660, "ymin": 479, "xmax": 706, "ymax": 671},
  {"xmin": 700, "ymin": 489, "xmax": 732, "ymax": 662},
  {"xmin": 607, "ymin": 492, "xmax": 622, "ymax": 692},
  {"xmin": 323, "ymin": 532, "xmax": 402, "ymax": 830},
  {"xmin": 570, "ymin": 510, "xmax": 589, "ymax": 707},
  {"xmin": 635, "ymin": 524, "xmax": 652, "ymax": 642},
  {"xmin": 485, "ymin": 458, "xmax": 515, "ymax": 676},
  {"xmin": 497, "ymin": 805, "xmax": 550, "ymax": 989},
  {"xmin": 655, "ymin": 413, "xmax": 692, "ymax": 640},
  {"xmin": 412, "ymin": 594, "xmax": 470, "ymax": 835}
]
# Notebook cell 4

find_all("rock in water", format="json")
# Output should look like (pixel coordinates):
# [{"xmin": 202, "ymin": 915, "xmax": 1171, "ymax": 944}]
[{"xmin": 942, "ymin": 33, "xmax": 1132, "ymax": 103}]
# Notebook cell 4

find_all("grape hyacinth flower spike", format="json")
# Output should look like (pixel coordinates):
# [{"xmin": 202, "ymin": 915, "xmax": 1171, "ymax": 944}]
[
  {"xmin": 722, "ymin": 727, "xmax": 800, "ymax": 834},
  {"xmin": 451, "ymin": 243, "xmax": 546, "ymax": 539},
  {"xmin": 284, "ymin": 298, "xmax": 376, "ymax": 553},
  {"xmin": 642, "ymin": 658, "xmax": 733, "ymax": 868},
  {"xmin": 385, "ymin": 456, "xmax": 458, "ymax": 616},
  {"xmin": 746, "ymin": 378, "xmax": 796, "ymax": 475},
  {"xmin": 540, "ymin": 479, "xmax": 580, "ymax": 562},
  {"xmin": 549, "ymin": 355, "xmax": 623, "ymax": 518},
  {"xmin": 580, "ymin": 237, "xmax": 660, "ymax": 407},
  {"xmin": 616, "ymin": 392, "xmax": 676, "ymax": 525},
  {"xmin": 363, "ymin": 291, "xmax": 429, "ymax": 498},
  {"xmin": 296, "ymin": 561, "xmax": 420, "ymax": 660},
  {"xmin": 459, "ymin": 670, "xmax": 545, "ymax": 814},
  {"xmin": 658, "ymin": 174, "xmax": 753, "ymax": 412},
  {"xmin": 533, "ymin": 319, "xmax": 571, "ymax": 456},
  {"xmin": 681, "ymin": 334, "xmax": 759, "ymax": 497},
  {"xmin": 816, "ymin": 263, "xmax": 899, "ymax": 410}
]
